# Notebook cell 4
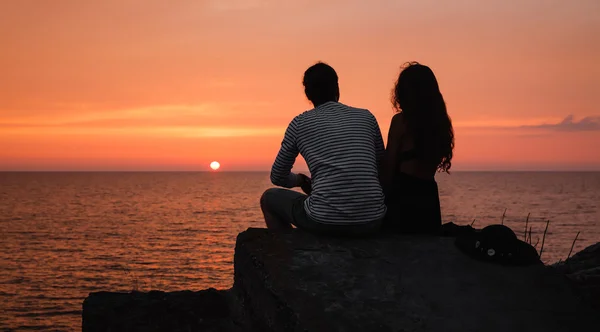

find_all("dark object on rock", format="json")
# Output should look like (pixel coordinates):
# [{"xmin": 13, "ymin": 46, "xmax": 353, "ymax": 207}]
[
  {"xmin": 234, "ymin": 228, "xmax": 597, "ymax": 332},
  {"xmin": 440, "ymin": 221, "xmax": 475, "ymax": 237},
  {"xmin": 553, "ymin": 242, "xmax": 600, "ymax": 311},
  {"xmin": 82, "ymin": 288, "xmax": 241, "ymax": 332},
  {"xmin": 455, "ymin": 224, "xmax": 542, "ymax": 266}
]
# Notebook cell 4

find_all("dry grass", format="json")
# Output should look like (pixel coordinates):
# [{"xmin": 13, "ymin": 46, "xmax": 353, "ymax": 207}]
[
  {"xmin": 490, "ymin": 211, "xmax": 581, "ymax": 262},
  {"xmin": 538, "ymin": 220, "xmax": 550, "ymax": 260},
  {"xmin": 567, "ymin": 231, "xmax": 581, "ymax": 260},
  {"xmin": 523, "ymin": 213, "xmax": 530, "ymax": 241}
]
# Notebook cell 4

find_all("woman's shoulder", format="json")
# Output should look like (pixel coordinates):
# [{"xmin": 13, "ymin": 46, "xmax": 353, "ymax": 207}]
[
  {"xmin": 390, "ymin": 112, "xmax": 407, "ymax": 132},
  {"xmin": 391, "ymin": 111, "xmax": 406, "ymax": 122}
]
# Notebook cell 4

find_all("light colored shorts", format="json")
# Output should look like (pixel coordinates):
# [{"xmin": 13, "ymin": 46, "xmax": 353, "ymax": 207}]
[{"xmin": 261, "ymin": 188, "xmax": 382, "ymax": 237}]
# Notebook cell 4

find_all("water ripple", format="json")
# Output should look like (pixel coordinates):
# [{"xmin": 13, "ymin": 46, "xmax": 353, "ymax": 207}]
[{"xmin": 0, "ymin": 171, "xmax": 598, "ymax": 330}]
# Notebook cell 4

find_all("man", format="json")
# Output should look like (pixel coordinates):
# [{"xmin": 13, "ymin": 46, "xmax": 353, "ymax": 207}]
[{"xmin": 260, "ymin": 62, "xmax": 386, "ymax": 236}]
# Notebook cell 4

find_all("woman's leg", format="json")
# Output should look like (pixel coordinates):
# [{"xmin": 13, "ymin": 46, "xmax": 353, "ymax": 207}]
[{"xmin": 260, "ymin": 188, "xmax": 306, "ymax": 230}]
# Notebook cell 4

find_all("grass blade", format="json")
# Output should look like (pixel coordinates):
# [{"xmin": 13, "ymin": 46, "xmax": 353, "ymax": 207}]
[
  {"xmin": 539, "ymin": 220, "xmax": 550, "ymax": 260},
  {"xmin": 566, "ymin": 231, "xmax": 580, "ymax": 260},
  {"xmin": 524, "ymin": 213, "xmax": 530, "ymax": 241}
]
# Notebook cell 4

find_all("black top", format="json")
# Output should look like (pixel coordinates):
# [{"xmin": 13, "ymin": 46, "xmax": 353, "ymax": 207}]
[
  {"xmin": 382, "ymin": 148, "xmax": 442, "ymax": 234},
  {"xmin": 396, "ymin": 148, "xmax": 419, "ymax": 162}
]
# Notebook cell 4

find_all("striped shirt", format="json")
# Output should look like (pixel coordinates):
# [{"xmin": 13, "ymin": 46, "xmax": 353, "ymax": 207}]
[{"xmin": 270, "ymin": 101, "xmax": 386, "ymax": 224}]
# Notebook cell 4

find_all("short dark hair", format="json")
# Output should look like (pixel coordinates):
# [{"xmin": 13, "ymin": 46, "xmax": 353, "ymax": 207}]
[{"xmin": 302, "ymin": 62, "xmax": 339, "ymax": 106}]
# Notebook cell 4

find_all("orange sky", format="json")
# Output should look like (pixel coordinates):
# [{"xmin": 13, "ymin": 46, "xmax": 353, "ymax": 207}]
[{"xmin": 1, "ymin": 0, "xmax": 599, "ymax": 171}]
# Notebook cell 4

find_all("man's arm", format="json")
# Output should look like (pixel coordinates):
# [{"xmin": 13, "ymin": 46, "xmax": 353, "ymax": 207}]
[{"xmin": 270, "ymin": 117, "xmax": 302, "ymax": 188}]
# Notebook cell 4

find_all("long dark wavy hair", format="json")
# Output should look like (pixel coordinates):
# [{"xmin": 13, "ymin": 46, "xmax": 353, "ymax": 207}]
[{"xmin": 392, "ymin": 62, "xmax": 454, "ymax": 173}]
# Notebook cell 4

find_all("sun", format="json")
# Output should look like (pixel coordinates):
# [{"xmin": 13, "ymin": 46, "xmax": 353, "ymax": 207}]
[{"xmin": 210, "ymin": 161, "xmax": 220, "ymax": 171}]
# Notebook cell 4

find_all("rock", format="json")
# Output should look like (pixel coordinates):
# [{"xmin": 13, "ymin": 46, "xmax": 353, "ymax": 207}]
[
  {"xmin": 233, "ymin": 228, "xmax": 599, "ymax": 332},
  {"xmin": 552, "ymin": 242, "xmax": 600, "ymax": 310},
  {"xmin": 553, "ymin": 242, "xmax": 600, "ymax": 273},
  {"xmin": 82, "ymin": 231, "xmax": 599, "ymax": 332},
  {"xmin": 82, "ymin": 288, "xmax": 243, "ymax": 332}
]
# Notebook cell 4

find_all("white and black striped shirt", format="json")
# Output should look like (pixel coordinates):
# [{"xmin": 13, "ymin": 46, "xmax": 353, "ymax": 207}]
[{"xmin": 270, "ymin": 101, "xmax": 386, "ymax": 224}]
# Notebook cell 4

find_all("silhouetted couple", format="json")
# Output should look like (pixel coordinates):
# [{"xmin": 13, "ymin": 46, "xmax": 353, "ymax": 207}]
[{"xmin": 260, "ymin": 62, "xmax": 454, "ymax": 236}]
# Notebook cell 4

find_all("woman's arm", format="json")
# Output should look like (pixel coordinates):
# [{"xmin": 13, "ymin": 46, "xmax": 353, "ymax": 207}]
[{"xmin": 380, "ymin": 113, "xmax": 406, "ymax": 190}]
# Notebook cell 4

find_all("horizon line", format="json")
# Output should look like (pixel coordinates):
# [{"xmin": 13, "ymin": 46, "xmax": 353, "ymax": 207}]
[{"xmin": 1, "ymin": 170, "xmax": 600, "ymax": 173}]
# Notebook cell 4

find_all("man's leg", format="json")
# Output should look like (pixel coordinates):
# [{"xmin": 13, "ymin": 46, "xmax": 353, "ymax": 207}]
[
  {"xmin": 292, "ymin": 210, "xmax": 383, "ymax": 237},
  {"xmin": 260, "ymin": 188, "xmax": 306, "ymax": 230}
]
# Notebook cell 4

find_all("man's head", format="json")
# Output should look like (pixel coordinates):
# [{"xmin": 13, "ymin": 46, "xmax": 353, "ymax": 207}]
[{"xmin": 302, "ymin": 62, "xmax": 340, "ymax": 106}]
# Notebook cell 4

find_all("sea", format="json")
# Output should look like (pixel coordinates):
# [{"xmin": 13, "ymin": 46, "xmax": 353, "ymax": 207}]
[{"xmin": 1, "ymin": 171, "xmax": 599, "ymax": 331}]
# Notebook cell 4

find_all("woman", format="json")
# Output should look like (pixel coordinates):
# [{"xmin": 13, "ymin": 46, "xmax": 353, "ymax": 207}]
[{"xmin": 380, "ymin": 62, "xmax": 454, "ymax": 234}]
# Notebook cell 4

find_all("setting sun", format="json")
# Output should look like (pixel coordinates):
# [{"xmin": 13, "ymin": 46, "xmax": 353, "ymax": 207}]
[{"xmin": 210, "ymin": 161, "xmax": 220, "ymax": 171}]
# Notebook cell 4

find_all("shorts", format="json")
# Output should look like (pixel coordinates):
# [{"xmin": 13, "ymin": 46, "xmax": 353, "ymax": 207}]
[{"xmin": 261, "ymin": 188, "xmax": 382, "ymax": 237}]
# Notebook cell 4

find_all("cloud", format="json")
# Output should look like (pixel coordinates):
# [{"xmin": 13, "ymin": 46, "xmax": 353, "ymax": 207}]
[
  {"xmin": 521, "ymin": 115, "xmax": 600, "ymax": 132},
  {"xmin": 0, "ymin": 101, "xmax": 277, "ymax": 128},
  {"xmin": 0, "ymin": 102, "xmax": 288, "ymax": 138},
  {"xmin": 0, "ymin": 124, "xmax": 285, "ymax": 138},
  {"xmin": 456, "ymin": 115, "xmax": 600, "ymax": 133}
]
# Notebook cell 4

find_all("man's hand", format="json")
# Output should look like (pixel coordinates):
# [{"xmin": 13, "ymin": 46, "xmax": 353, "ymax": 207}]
[{"xmin": 298, "ymin": 173, "xmax": 312, "ymax": 195}]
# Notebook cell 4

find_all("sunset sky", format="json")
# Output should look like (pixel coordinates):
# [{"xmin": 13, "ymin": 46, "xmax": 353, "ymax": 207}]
[{"xmin": 1, "ymin": 0, "xmax": 599, "ymax": 171}]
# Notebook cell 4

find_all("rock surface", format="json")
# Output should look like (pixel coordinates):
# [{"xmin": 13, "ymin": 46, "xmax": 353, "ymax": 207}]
[
  {"xmin": 234, "ymin": 228, "xmax": 599, "ymax": 332},
  {"xmin": 82, "ymin": 288, "xmax": 242, "ymax": 332},
  {"xmin": 552, "ymin": 242, "xmax": 600, "ymax": 310},
  {"xmin": 82, "ymin": 229, "xmax": 599, "ymax": 332}
]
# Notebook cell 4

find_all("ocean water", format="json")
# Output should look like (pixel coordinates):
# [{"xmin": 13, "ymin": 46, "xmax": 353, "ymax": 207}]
[{"xmin": 0, "ymin": 171, "xmax": 599, "ymax": 331}]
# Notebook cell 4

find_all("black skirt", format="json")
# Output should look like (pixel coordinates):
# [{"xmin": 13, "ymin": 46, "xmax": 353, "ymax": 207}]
[{"xmin": 382, "ymin": 172, "xmax": 442, "ymax": 234}]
